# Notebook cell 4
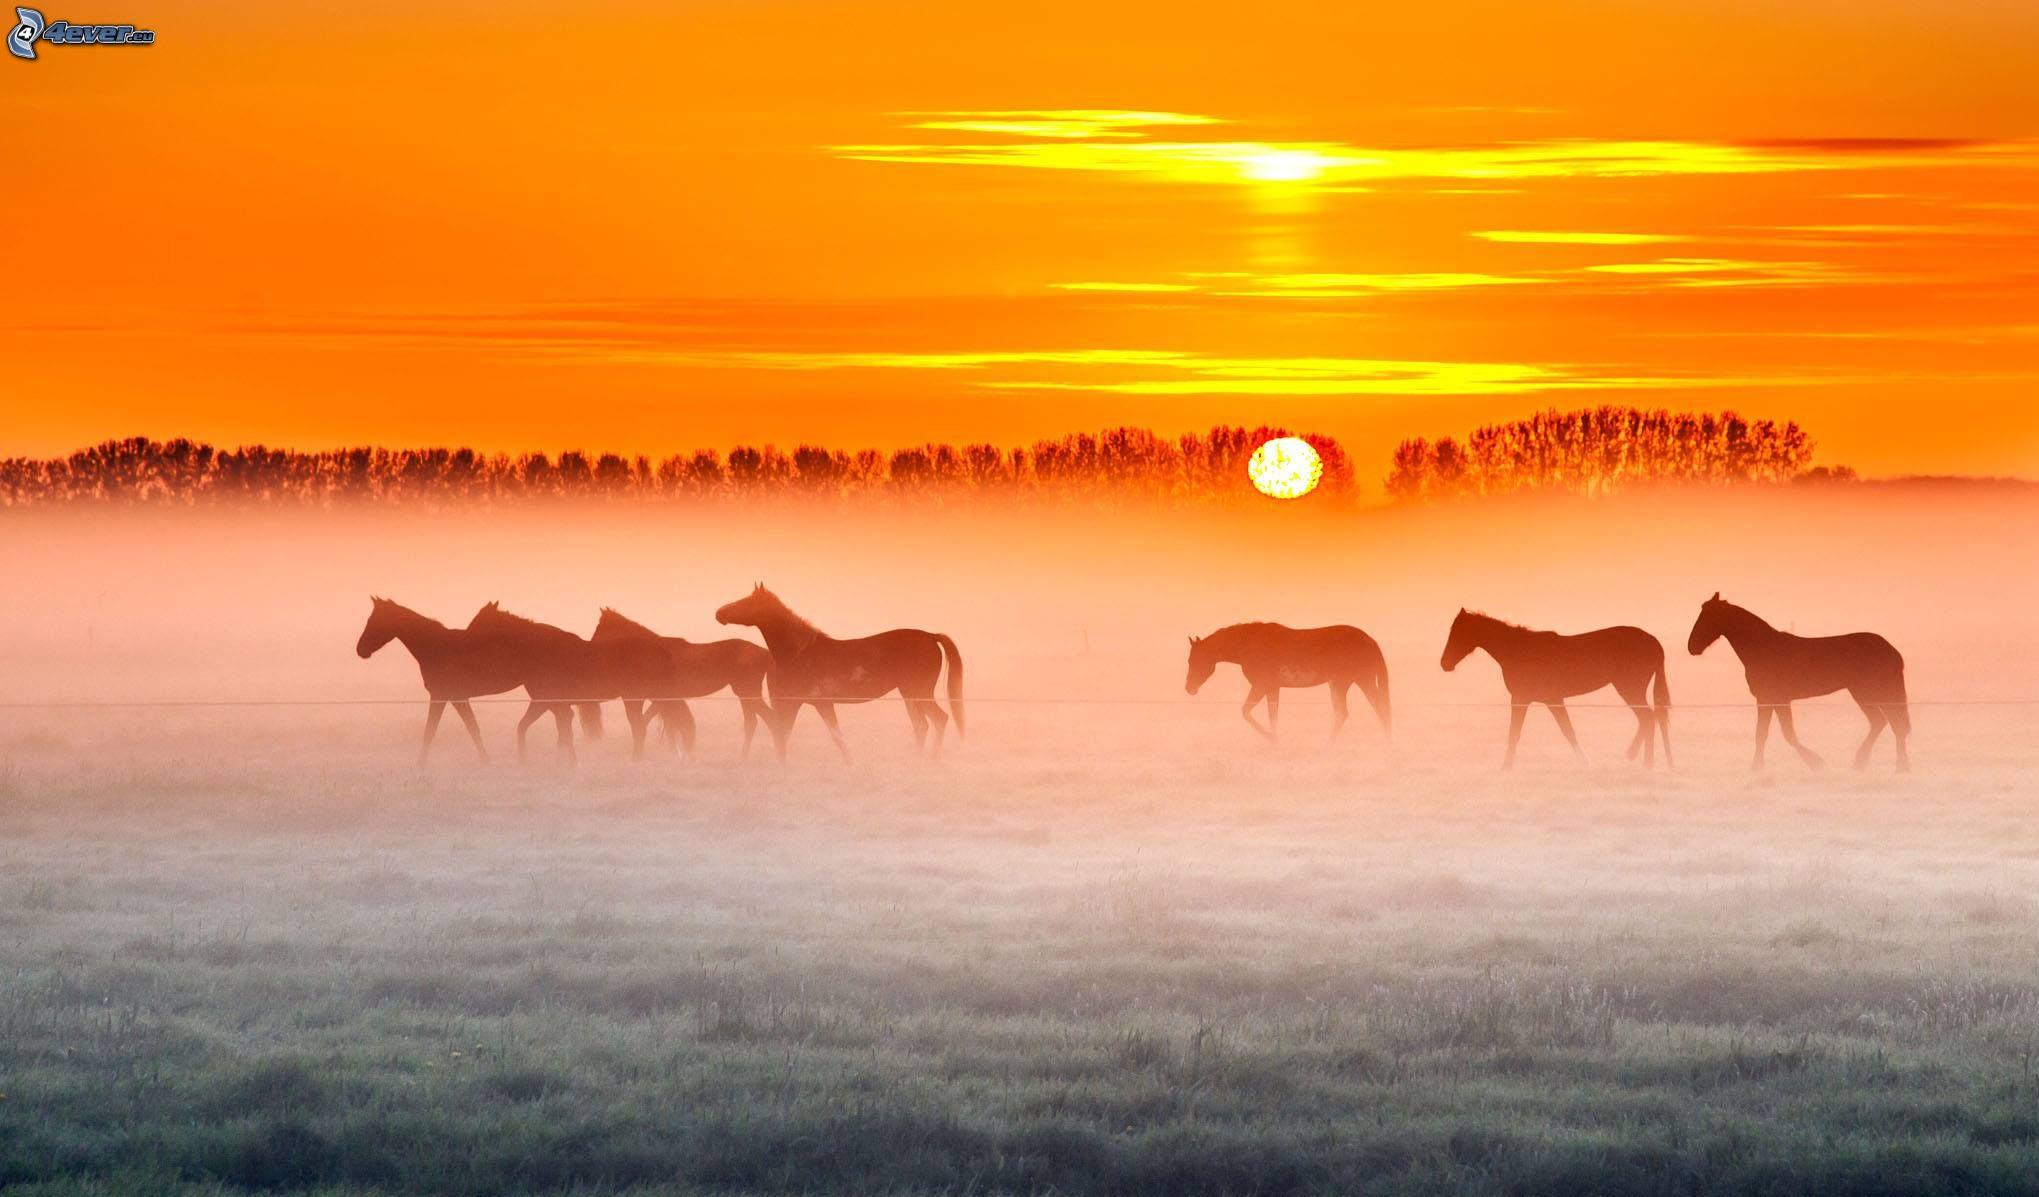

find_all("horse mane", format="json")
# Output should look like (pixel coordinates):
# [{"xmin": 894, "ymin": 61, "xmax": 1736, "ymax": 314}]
[
  {"xmin": 1709, "ymin": 598, "xmax": 1776, "ymax": 632},
  {"xmin": 753, "ymin": 587, "xmax": 824, "ymax": 639},
  {"xmin": 1458, "ymin": 610, "xmax": 1556, "ymax": 642},
  {"xmin": 372, "ymin": 597, "xmax": 444, "ymax": 629},
  {"xmin": 595, "ymin": 607, "xmax": 659, "ymax": 638},
  {"xmin": 1459, "ymin": 610, "xmax": 1529, "ymax": 632},
  {"xmin": 468, "ymin": 602, "xmax": 578, "ymax": 641},
  {"xmin": 1206, "ymin": 621, "xmax": 1278, "ymax": 640}
]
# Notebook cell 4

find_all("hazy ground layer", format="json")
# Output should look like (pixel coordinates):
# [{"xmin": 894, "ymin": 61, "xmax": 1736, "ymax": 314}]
[
  {"xmin": 4, "ymin": 702, "xmax": 2039, "ymax": 1196},
  {"xmin": 2, "ymin": 492, "xmax": 2037, "ymax": 1194}
]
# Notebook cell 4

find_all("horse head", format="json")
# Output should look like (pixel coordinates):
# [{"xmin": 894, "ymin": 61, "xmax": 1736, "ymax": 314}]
[
  {"xmin": 716, "ymin": 583, "xmax": 776, "ymax": 628},
  {"xmin": 1440, "ymin": 609, "xmax": 1480, "ymax": 672},
  {"xmin": 1184, "ymin": 634, "xmax": 1218, "ymax": 695},
  {"xmin": 1687, "ymin": 592, "xmax": 1729, "ymax": 656},
  {"xmin": 356, "ymin": 596, "xmax": 399, "ymax": 658}
]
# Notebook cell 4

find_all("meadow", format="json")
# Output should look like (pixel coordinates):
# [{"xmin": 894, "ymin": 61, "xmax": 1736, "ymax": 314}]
[{"xmin": 2, "ymin": 488, "xmax": 2037, "ymax": 1195}]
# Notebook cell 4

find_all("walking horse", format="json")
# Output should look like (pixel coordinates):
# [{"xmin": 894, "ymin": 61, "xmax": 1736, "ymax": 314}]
[
  {"xmin": 1185, "ymin": 622, "xmax": 1391, "ymax": 744},
  {"xmin": 1441, "ymin": 610, "xmax": 1672, "ymax": 770},
  {"xmin": 714, "ymin": 584, "xmax": 963, "ymax": 762}
]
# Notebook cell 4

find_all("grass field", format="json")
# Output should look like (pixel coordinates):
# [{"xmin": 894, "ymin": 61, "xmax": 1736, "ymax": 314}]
[{"xmin": 5, "ymin": 696, "xmax": 2039, "ymax": 1196}]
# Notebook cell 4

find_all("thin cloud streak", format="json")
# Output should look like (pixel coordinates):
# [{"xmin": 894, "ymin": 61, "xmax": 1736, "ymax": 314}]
[
  {"xmin": 833, "ymin": 113, "xmax": 2039, "ymax": 186},
  {"xmin": 672, "ymin": 349, "xmax": 1840, "ymax": 397}
]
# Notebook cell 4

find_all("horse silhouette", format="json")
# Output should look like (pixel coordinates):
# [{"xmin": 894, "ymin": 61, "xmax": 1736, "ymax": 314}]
[
  {"xmin": 590, "ymin": 608, "xmax": 775, "ymax": 759},
  {"xmin": 355, "ymin": 597, "xmax": 522, "ymax": 765},
  {"xmin": 1186, "ymin": 623, "xmax": 1390, "ymax": 744},
  {"xmin": 465, "ymin": 602, "xmax": 664, "ymax": 765},
  {"xmin": 714, "ymin": 584, "xmax": 963, "ymax": 762},
  {"xmin": 1442, "ymin": 610, "xmax": 1672, "ymax": 770},
  {"xmin": 1688, "ymin": 593, "xmax": 1910, "ymax": 772}
]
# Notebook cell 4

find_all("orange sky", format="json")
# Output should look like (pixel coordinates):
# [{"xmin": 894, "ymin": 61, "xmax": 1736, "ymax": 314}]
[{"xmin": 7, "ymin": 0, "xmax": 2039, "ymax": 478}]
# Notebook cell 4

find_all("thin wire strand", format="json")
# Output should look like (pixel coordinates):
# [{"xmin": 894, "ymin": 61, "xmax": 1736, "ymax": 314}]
[{"xmin": 0, "ymin": 696, "xmax": 2033, "ymax": 711}]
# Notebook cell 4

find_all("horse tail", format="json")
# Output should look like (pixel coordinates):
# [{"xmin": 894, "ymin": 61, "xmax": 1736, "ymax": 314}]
[
  {"xmin": 1372, "ymin": 652, "xmax": 1393, "ymax": 738},
  {"xmin": 934, "ymin": 633, "xmax": 965, "ymax": 739},
  {"xmin": 577, "ymin": 702, "xmax": 605, "ymax": 740},
  {"xmin": 1888, "ymin": 660, "xmax": 1911, "ymax": 738},
  {"xmin": 1651, "ymin": 656, "xmax": 1673, "ymax": 765}
]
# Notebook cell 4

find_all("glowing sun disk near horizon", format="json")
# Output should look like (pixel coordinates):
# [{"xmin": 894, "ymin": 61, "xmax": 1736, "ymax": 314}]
[
  {"xmin": 1248, "ymin": 437, "xmax": 1324, "ymax": 499},
  {"xmin": 1239, "ymin": 149, "xmax": 1331, "ymax": 183}
]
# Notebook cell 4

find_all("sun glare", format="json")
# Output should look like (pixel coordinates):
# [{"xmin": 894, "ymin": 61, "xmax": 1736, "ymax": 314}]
[
  {"xmin": 1247, "ymin": 436, "xmax": 1324, "ymax": 499},
  {"xmin": 1239, "ymin": 150, "xmax": 1328, "ymax": 183}
]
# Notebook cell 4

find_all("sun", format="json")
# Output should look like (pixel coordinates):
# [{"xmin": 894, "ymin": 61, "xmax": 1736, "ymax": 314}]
[
  {"xmin": 1239, "ymin": 149, "xmax": 1328, "ymax": 183},
  {"xmin": 1247, "ymin": 436, "xmax": 1323, "ymax": 499}
]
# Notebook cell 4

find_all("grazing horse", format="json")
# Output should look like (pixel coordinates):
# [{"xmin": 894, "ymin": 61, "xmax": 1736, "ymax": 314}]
[
  {"xmin": 591, "ymin": 609, "xmax": 776, "ymax": 759},
  {"xmin": 1688, "ymin": 593, "xmax": 1910, "ymax": 772},
  {"xmin": 1441, "ymin": 610, "xmax": 1672, "ymax": 770},
  {"xmin": 355, "ymin": 597, "xmax": 523, "ymax": 765},
  {"xmin": 1185, "ymin": 623, "xmax": 1391, "ymax": 744},
  {"xmin": 713, "ymin": 584, "xmax": 963, "ymax": 762},
  {"xmin": 465, "ymin": 602, "xmax": 652, "ymax": 765}
]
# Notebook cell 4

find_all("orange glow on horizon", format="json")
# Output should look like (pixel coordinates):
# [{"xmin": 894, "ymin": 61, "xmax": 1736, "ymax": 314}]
[{"xmin": 7, "ymin": 0, "xmax": 2039, "ymax": 479}]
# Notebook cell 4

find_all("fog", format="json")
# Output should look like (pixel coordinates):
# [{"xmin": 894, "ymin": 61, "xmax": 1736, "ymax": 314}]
[{"xmin": 2, "ymin": 484, "xmax": 2034, "ymax": 774}]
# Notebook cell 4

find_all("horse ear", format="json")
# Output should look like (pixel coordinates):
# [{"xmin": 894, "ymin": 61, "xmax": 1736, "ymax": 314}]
[{"xmin": 1710, "ymin": 591, "xmax": 1721, "ymax": 602}]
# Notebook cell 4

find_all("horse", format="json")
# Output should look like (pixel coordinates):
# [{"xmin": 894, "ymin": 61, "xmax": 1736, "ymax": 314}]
[
  {"xmin": 1185, "ymin": 623, "xmax": 1391, "ymax": 744},
  {"xmin": 1687, "ymin": 593, "xmax": 1910, "ymax": 772},
  {"xmin": 713, "ymin": 584, "xmax": 963, "ymax": 762},
  {"xmin": 1441, "ymin": 609, "xmax": 1672, "ymax": 770},
  {"xmin": 590, "ymin": 608, "xmax": 776, "ymax": 759},
  {"xmin": 464, "ymin": 602, "xmax": 661, "ymax": 765},
  {"xmin": 355, "ymin": 597, "xmax": 524, "ymax": 765}
]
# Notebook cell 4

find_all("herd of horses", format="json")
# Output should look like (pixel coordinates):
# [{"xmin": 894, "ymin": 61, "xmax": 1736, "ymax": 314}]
[
  {"xmin": 355, "ymin": 585, "xmax": 961, "ymax": 765},
  {"xmin": 358, "ymin": 587, "xmax": 1911, "ymax": 772}
]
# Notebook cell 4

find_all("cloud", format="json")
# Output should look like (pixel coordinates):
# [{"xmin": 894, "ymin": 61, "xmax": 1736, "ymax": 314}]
[
  {"xmin": 901, "ymin": 110, "xmax": 1222, "ymax": 140},
  {"xmin": 1474, "ymin": 230, "xmax": 1692, "ymax": 245},
  {"xmin": 1050, "ymin": 281, "xmax": 1201, "ymax": 293},
  {"xmin": 699, "ymin": 348, "xmax": 1814, "ymax": 396},
  {"xmin": 1055, "ymin": 271, "xmax": 1535, "ymax": 298},
  {"xmin": 832, "ymin": 114, "xmax": 2035, "ymax": 187},
  {"xmin": 1582, "ymin": 258, "xmax": 1860, "ymax": 287}
]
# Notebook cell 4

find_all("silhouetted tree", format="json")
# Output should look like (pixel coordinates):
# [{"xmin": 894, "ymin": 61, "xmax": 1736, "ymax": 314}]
[{"xmin": 1385, "ymin": 407, "xmax": 1820, "ymax": 500}]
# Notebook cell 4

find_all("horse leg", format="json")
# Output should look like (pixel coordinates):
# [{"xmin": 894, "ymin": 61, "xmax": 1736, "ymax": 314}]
[
  {"xmin": 551, "ymin": 702, "xmax": 577, "ymax": 767},
  {"xmin": 1547, "ymin": 700, "xmax": 1588, "ymax": 766},
  {"xmin": 921, "ymin": 698, "xmax": 950, "ymax": 758},
  {"xmin": 1503, "ymin": 701, "xmax": 1528, "ymax": 771},
  {"xmin": 904, "ymin": 697, "xmax": 929, "ymax": 753},
  {"xmin": 515, "ymin": 702, "xmax": 546, "ymax": 764},
  {"xmin": 813, "ymin": 702, "xmax": 852, "ymax": 764},
  {"xmin": 1239, "ymin": 685, "xmax": 1274, "ymax": 743},
  {"xmin": 739, "ymin": 697, "xmax": 763, "ymax": 759},
  {"xmin": 1890, "ymin": 701, "xmax": 1912, "ymax": 774},
  {"xmin": 1851, "ymin": 693, "xmax": 1888, "ymax": 771},
  {"xmin": 452, "ymin": 701, "xmax": 488, "ymax": 763},
  {"xmin": 1774, "ymin": 704, "xmax": 1824, "ymax": 770},
  {"xmin": 1328, "ymin": 683, "xmax": 1349, "ymax": 741},
  {"xmin": 769, "ymin": 701, "xmax": 799, "ymax": 763},
  {"xmin": 1614, "ymin": 681, "xmax": 1649, "ymax": 764},
  {"xmin": 623, "ymin": 699, "xmax": 648, "ymax": 762},
  {"xmin": 418, "ymin": 700, "xmax": 447, "ymax": 767},
  {"xmin": 1265, "ymin": 688, "xmax": 1281, "ymax": 744},
  {"xmin": 1752, "ymin": 705, "xmax": 1773, "ymax": 770}
]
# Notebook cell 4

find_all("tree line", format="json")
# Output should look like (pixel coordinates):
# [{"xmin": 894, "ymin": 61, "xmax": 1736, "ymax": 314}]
[
  {"xmin": 0, "ymin": 408, "xmax": 1845, "ymax": 508},
  {"xmin": 1386, "ymin": 407, "xmax": 1834, "ymax": 500},
  {"xmin": 0, "ymin": 427, "xmax": 1354, "ymax": 507}
]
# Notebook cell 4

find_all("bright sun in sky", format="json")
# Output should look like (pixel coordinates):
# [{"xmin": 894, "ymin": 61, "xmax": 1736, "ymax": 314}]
[
  {"xmin": 1238, "ymin": 149, "xmax": 1328, "ymax": 183},
  {"xmin": 1247, "ymin": 436, "xmax": 1324, "ymax": 499}
]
